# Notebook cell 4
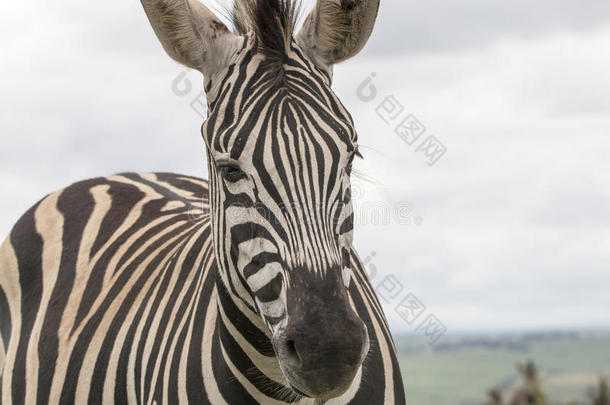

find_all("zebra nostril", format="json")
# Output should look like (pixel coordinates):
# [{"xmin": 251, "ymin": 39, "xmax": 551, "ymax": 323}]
[{"xmin": 284, "ymin": 339, "xmax": 302, "ymax": 367}]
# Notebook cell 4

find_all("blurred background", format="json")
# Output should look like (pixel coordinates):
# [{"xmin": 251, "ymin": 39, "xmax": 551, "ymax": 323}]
[{"xmin": 1, "ymin": 0, "xmax": 609, "ymax": 403}]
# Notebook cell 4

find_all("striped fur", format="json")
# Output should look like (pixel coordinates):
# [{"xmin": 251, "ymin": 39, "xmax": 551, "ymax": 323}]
[
  {"xmin": 0, "ymin": 0, "xmax": 405, "ymax": 403},
  {"xmin": 0, "ymin": 174, "xmax": 404, "ymax": 403}
]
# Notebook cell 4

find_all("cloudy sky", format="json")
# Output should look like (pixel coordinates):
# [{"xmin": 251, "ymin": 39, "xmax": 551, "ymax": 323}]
[{"xmin": 1, "ymin": 0, "xmax": 609, "ymax": 333}]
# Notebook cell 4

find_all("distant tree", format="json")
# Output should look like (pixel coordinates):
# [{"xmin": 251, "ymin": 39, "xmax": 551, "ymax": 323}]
[
  {"xmin": 509, "ymin": 361, "xmax": 548, "ymax": 405},
  {"xmin": 589, "ymin": 376, "xmax": 609, "ymax": 405},
  {"xmin": 486, "ymin": 388, "xmax": 503, "ymax": 405}
]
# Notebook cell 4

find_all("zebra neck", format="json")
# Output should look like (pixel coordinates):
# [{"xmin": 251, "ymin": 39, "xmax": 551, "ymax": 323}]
[{"xmin": 212, "ymin": 274, "xmax": 300, "ymax": 400}]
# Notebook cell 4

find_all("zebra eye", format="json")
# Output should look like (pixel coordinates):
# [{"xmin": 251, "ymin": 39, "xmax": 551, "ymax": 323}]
[
  {"xmin": 346, "ymin": 149, "xmax": 361, "ymax": 176},
  {"xmin": 346, "ymin": 157, "xmax": 356, "ymax": 176},
  {"xmin": 218, "ymin": 164, "xmax": 246, "ymax": 182}
]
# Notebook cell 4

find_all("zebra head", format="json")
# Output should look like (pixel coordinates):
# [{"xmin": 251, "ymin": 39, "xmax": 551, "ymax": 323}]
[{"xmin": 142, "ymin": 0, "xmax": 379, "ymax": 399}]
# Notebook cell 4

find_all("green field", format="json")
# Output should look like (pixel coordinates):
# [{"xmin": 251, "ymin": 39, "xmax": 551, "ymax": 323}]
[{"xmin": 396, "ymin": 332, "xmax": 610, "ymax": 405}]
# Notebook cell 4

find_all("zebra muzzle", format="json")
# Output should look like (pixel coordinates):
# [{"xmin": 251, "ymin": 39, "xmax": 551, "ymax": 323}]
[{"xmin": 272, "ymin": 310, "xmax": 369, "ymax": 399}]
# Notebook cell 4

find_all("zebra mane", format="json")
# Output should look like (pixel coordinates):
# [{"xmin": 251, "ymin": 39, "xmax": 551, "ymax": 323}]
[{"xmin": 232, "ymin": 0, "xmax": 302, "ymax": 66}]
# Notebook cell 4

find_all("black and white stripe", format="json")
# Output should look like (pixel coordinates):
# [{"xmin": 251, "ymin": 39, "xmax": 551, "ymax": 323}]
[
  {"xmin": 0, "ymin": 0, "xmax": 406, "ymax": 403},
  {"xmin": 0, "ymin": 174, "xmax": 404, "ymax": 403}
]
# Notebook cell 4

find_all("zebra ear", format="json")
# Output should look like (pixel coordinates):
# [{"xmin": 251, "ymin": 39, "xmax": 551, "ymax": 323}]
[
  {"xmin": 297, "ymin": 0, "xmax": 380, "ymax": 71},
  {"xmin": 141, "ymin": 0, "xmax": 241, "ymax": 76}
]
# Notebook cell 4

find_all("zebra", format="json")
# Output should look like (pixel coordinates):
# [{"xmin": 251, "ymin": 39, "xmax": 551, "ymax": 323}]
[{"xmin": 0, "ymin": 0, "xmax": 407, "ymax": 403}]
